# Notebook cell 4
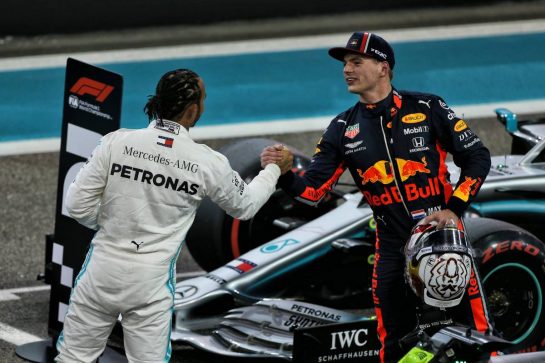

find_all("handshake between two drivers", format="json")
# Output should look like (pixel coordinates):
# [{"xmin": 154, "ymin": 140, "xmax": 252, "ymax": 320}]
[{"xmin": 260, "ymin": 144, "xmax": 294, "ymax": 175}]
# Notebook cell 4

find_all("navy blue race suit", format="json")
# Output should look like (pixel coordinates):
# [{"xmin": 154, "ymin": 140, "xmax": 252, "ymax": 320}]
[{"xmin": 278, "ymin": 89, "xmax": 492, "ymax": 362}]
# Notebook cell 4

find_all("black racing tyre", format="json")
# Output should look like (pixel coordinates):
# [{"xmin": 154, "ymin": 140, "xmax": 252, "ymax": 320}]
[
  {"xmin": 465, "ymin": 217, "xmax": 545, "ymax": 353},
  {"xmin": 185, "ymin": 138, "xmax": 340, "ymax": 271}
]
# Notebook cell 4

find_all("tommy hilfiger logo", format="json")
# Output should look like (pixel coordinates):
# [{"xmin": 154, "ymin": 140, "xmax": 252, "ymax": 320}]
[{"xmin": 157, "ymin": 135, "xmax": 174, "ymax": 148}]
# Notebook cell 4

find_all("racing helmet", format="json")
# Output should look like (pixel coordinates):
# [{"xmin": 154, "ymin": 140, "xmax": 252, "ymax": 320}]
[{"xmin": 405, "ymin": 220, "xmax": 473, "ymax": 308}]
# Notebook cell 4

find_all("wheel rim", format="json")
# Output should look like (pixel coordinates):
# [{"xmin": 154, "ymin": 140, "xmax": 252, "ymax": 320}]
[{"xmin": 483, "ymin": 262, "xmax": 542, "ymax": 344}]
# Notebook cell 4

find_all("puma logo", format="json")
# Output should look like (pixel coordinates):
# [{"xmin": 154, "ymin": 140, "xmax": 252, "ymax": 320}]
[
  {"xmin": 131, "ymin": 241, "xmax": 144, "ymax": 251},
  {"xmin": 418, "ymin": 99, "xmax": 431, "ymax": 109}
]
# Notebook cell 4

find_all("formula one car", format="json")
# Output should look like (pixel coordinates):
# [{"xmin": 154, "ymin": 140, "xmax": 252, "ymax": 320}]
[{"xmin": 172, "ymin": 109, "xmax": 545, "ymax": 360}]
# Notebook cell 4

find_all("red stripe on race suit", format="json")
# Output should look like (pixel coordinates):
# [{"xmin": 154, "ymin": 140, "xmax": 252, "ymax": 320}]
[
  {"xmin": 373, "ymin": 230, "xmax": 386, "ymax": 363},
  {"xmin": 435, "ymin": 143, "xmax": 452, "ymax": 204},
  {"xmin": 299, "ymin": 163, "xmax": 345, "ymax": 203},
  {"xmin": 470, "ymin": 293, "xmax": 490, "ymax": 332},
  {"xmin": 393, "ymin": 93, "xmax": 402, "ymax": 109},
  {"xmin": 375, "ymin": 307, "xmax": 387, "ymax": 363},
  {"xmin": 230, "ymin": 218, "xmax": 241, "ymax": 258}
]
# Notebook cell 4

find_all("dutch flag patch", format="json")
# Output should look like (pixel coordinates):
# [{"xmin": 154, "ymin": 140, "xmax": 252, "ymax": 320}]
[{"xmin": 411, "ymin": 209, "xmax": 427, "ymax": 220}]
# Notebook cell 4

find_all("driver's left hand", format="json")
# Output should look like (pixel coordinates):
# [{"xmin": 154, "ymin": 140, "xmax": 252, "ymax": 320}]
[{"xmin": 422, "ymin": 209, "xmax": 458, "ymax": 229}]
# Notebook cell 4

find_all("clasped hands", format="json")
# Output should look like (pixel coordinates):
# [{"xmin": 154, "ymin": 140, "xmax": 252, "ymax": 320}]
[{"xmin": 260, "ymin": 144, "xmax": 293, "ymax": 174}]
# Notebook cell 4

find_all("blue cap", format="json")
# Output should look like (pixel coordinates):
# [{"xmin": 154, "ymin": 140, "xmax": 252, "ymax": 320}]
[{"xmin": 328, "ymin": 32, "xmax": 395, "ymax": 70}]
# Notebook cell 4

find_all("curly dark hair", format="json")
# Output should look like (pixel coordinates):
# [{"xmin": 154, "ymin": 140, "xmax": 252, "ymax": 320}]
[{"xmin": 144, "ymin": 69, "xmax": 201, "ymax": 123}]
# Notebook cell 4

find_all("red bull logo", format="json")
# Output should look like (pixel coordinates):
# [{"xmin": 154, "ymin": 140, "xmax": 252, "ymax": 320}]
[
  {"xmin": 452, "ymin": 176, "xmax": 476, "ymax": 202},
  {"xmin": 363, "ymin": 177, "xmax": 442, "ymax": 207},
  {"xmin": 396, "ymin": 157, "xmax": 430, "ymax": 181},
  {"xmin": 358, "ymin": 157, "xmax": 431, "ymax": 186},
  {"xmin": 358, "ymin": 160, "xmax": 394, "ymax": 185}
]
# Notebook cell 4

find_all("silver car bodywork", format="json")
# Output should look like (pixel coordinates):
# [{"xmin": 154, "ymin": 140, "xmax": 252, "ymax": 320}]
[
  {"xmin": 173, "ymin": 193, "xmax": 373, "ymax": 359},
  {"xmin": 171, "ymin": 109, "xmax": 545, "ymax": 360}
]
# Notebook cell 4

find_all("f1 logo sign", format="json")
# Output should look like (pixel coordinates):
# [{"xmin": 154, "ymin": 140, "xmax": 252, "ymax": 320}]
[{"xmin": 70, "ymin": 77, "xmax": 114, "ymax": 102}]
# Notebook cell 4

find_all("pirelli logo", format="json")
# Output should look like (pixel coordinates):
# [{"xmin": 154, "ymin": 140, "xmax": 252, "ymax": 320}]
[{"xmin": 70, "ymin": 77, "xmax": 114, "ymax": 102}]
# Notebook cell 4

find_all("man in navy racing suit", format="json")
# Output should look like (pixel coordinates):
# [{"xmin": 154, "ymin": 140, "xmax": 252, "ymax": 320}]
[{"xmin": 261, "ymin": 32, "xmax": 492, "ymax": 363}]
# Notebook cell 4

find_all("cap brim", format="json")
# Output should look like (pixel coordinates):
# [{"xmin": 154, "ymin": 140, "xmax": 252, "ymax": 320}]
[{"xmin": 328, "ymin": 47, "xmax": 363, "ymax": 61}]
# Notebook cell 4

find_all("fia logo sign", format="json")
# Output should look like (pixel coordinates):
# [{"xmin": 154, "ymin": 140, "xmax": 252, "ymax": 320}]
[{"xmin": 68, "ymin": 95, "xmax": 79, "ymax": 108}]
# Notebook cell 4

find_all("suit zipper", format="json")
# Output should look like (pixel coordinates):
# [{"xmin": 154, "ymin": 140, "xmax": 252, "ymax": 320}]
[{"xmin": 379, "ymin": 116, "xmax": 411, "ymax": 217}]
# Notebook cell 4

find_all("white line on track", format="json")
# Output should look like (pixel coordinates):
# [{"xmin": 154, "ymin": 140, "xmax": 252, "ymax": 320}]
[
  {"xmin": 0, "ymin": 19, "xmax": 544, "ymax": 71},
  {"xmin": 0, "ymin": 277, "xmax": 205, "ymax": 346},
  {"xmin": 0, "ymin": 271, "xmax": 203, "ymax": 301},
  {"xmin": 0, "ymin": 322, "xmax": 43, "ymax": 345},
  {"xmin": 3, "ymin": 98, "xmax": 545, "ymax": 156},
  {"xmin": 0, "ymin": 273, "xmax": 204, "ymax": 346},
  {"xmin": 0, "ymin": 285, "xmax": 51, "ymax": 302}
]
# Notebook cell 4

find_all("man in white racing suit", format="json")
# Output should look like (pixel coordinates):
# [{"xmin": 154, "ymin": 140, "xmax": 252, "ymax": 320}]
[{"xmin": 55, "ymin": 69, "xmax": 293, "ymax": 362}]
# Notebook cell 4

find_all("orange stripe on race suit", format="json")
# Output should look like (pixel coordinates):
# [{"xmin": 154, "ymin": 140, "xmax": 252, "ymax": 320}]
[
  {"xmin": 375, "ymin": 307, "xmax": 387, "ymax": 363},
  {"xmin": 372, "ymin": 231, "xmax": 381, "ymax": 307},
  {"xmin": 470, "ymin": 290, "xmax": 489, "ymax": 332},
  {"xmin": 468, "ymin": 283, "xmax": 493, "ymax": 358},
  {"xmin": 435, "ymin": 143, "xmax": 452, "ymax": 204},
  {"xmin": 299, "ymin": 163, "xmax": 345, "ymax": 202},
  {"xmin": 393, "ymin": 93, "xmax": 402, "ymax": 109},
  {"xmin": 373, "ymin": 230, "xmax": 386, "ymax": 363},
  {"xmin": 457, "ymin": 219, "xmax": 464, "ymax": 231}
]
